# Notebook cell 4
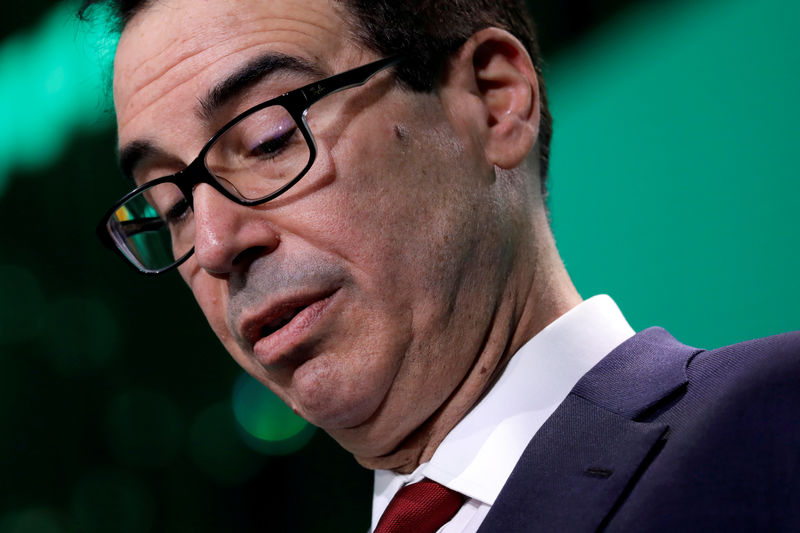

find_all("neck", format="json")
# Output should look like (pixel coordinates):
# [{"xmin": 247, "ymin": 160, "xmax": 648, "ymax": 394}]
[{"xmin": 357, "ymin": 211, "xmax": 581, "ymax": 473}]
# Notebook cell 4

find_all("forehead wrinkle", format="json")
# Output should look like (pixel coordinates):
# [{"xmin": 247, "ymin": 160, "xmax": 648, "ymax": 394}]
[
  {"xmin": 117, "ymin": 16, "xmax": 344, "ymax": 133},
  {"xmin": 117, "ymin": 38, "xmax": 288, "ymax": 131},
  {"xmin": 118, "ymin": 3, "xmax": 343, "ymax": 92},
  {"xmin": 125, "ymin": 11, "xmax": 339, "ymax": 89}
]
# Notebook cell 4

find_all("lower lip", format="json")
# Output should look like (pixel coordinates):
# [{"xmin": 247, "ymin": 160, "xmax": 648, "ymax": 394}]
[{"xmin": 252, "ymin": 291, "xmax": 337, "ymax": 367}]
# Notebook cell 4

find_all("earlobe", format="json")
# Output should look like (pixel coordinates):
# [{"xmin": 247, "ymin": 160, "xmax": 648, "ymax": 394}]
[{"xmin": 467, "ymin": 29, "xmax": 541, "ymax": 169}]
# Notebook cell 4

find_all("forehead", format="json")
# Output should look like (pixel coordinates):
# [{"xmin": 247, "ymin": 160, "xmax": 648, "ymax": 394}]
[{"xmin": 114, "ymin": 0, "xmax": 351, "ymax": 138}]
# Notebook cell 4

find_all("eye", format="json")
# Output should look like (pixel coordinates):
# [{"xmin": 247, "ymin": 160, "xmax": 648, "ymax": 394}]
[
  {"xmin": 143, "ymin": 185, "xmax": 190, "ymax": 227},
  {"xmin": 164, "ymin": 197, "xmax": 191, "ymax": 226},
  {"xmin": 248, "ymin": 124, "xmax": 298, "ymax": 159}
]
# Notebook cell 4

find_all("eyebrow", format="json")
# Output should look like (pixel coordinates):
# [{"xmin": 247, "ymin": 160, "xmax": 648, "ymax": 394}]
[
  {"xmin": 119, "ymin": 139, "xmax": 167, "ymax": 182},
  {"xmin": 118, "ymin": 52, "xmax": 325, "ymax": 180},
  {"xmin": 197, "ymin": 52, "xmax": 325, "ymax": 124}
]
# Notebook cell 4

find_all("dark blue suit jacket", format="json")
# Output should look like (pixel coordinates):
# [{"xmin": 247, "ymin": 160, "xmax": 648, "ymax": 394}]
[{"xmin": 478, "ymin": 327, "xmax": 800, "ymax": 532}]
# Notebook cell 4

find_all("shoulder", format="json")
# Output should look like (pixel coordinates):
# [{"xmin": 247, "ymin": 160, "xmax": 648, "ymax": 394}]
[
  {"xmin": 610, "ymin": 332, "xmax": 800, "ymax": 530},
  {"xmin": 655, "ymin": 330, "xmax": 800, "ymax": 460},
  {"xmin": 684, "ymin": 330, "xmax": 800, "ymax": 402}
]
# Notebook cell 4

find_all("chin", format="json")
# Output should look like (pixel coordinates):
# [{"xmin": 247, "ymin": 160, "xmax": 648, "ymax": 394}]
[
  {"xmin": 287, "ymin": 351, "xmax": 393, "ymax": 431},
  {"xmin": 296, "ymin": 394, "xmax": 379, "ymax": 431},
  {"xmin": 323, "ymin": 410, "xmax": 417, "ymax": 464}
]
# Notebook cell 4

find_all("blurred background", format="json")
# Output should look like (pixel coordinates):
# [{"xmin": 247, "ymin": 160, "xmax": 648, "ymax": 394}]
[{"xmin": 0, "ymin": 0, "xmax": 797, "ymax": 531}]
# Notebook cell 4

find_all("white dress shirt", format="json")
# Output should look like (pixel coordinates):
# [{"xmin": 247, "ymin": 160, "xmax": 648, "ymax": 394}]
[{"xmin": 370, "ymin": 295, "xmax": 635, "ymax": 532}]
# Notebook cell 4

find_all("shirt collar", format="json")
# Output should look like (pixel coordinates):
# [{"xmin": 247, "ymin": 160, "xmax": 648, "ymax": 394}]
[{"xmin": 372, "ymin": 295, "xmax": 634, "ymax": 526}]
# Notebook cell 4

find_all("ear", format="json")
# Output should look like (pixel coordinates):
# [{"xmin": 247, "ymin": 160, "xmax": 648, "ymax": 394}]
[{"xmin": 442, "ymin": 28, "xmax": 541, "ymax": 170}]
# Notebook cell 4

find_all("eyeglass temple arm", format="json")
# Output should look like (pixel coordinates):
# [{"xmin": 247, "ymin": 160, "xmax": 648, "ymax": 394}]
[
  {"xmin": 117, "ymin": 217, "xmax": 164, "ymax": 237},
  {"xmin": 301, "ymin": 55, "xmax": 404, "ymax": 108}
]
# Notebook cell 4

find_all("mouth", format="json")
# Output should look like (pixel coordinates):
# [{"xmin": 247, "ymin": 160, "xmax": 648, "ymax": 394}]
[
  {"xmin": 240, "ymin": 289, "xmax": 339, "ymax": 366},
  {"xmin": 259, "ymin": 307, "xmax": 305, "ymax": 338}
]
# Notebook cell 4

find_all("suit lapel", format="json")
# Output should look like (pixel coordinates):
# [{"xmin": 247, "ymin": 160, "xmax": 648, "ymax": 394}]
[{"xmin": 478, "ymin": 328, "xmax": 701, "ymax": 533}]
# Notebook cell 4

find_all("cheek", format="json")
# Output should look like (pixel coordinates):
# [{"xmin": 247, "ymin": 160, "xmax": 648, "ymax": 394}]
[{"xmin": 326, "ymin": 120, "xmax": 477, "ymax": 272}]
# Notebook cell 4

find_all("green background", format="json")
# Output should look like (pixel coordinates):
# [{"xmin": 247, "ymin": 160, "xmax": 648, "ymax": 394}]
[
  {"xmin": 548, "ymin": 0, "xmax": 800, "ymax": 347},
  {"xmin": 0, "ymin": 0, "xmax": 797, "ymax": 531}
]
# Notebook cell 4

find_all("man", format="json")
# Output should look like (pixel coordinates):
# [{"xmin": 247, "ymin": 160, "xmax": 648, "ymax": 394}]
[{"xmin": 89, "ymin": 0, "xmax": 799, "ymax": 531}]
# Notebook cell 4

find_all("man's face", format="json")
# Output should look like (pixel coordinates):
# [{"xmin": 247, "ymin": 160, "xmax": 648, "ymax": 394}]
[{"xmin": 114, "ymin": 0, "xmax": 512, "ymax": 459}]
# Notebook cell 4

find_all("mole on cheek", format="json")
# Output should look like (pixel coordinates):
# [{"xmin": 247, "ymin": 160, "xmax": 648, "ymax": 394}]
[{"xmin": 393, "ymin": 124, "xmax": 408, "ymax": 141}]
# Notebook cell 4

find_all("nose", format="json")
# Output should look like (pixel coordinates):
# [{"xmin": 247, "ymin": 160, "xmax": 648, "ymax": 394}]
[{"xmin": 191, "ymin": 184, "xmax": 279, "ymax": 275}]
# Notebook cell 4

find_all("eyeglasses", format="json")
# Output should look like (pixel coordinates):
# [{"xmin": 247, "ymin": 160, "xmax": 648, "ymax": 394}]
[{"xmin": 97, "ymin": 55, "xmax": 403, "ymax": 275}]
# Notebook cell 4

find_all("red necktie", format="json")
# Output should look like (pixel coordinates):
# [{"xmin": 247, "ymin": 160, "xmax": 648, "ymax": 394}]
[{"xmin": 374, "ymin": 479, "xmax": 465, "ymax": 533}]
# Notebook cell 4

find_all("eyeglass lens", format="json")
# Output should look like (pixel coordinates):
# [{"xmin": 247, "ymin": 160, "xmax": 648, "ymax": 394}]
[{"xmin": 106, "ymin": 105, "xmax": 312, "ymax": 272}]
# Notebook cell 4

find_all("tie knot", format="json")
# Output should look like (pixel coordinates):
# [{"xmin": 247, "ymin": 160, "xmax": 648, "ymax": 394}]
[{"xmin": 374, "ymin": 479, "xmax": 464, "ymax": 533}]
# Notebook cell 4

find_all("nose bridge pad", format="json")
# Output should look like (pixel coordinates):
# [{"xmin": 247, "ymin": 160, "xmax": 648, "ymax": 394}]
[
  {"xmin": 180, "ymin": 155, "xmax": 213, "ymax": 201},
  {"xmin": 215, "ymin": 175, "xmax": 245, "ymax": 199},
  {"xmin": 190, "ymin": 144, "xmax": 251, "ymax": 202}
]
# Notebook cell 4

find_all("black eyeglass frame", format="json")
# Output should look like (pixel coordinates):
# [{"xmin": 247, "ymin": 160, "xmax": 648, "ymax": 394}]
[{"xmin": 97, "ymin": 55, "xmax": 404, "ymax": 275}]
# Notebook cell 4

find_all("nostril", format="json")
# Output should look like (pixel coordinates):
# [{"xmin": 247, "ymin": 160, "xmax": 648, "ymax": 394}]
[{"xmin": 232, "ymin": 245, "xmax": 272, "ymax": 267}]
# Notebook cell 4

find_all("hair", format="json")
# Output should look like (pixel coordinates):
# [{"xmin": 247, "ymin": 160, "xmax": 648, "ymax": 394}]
[{"xmin": 79, "ymin": 0, "xmax": 552, "ymax": 191}]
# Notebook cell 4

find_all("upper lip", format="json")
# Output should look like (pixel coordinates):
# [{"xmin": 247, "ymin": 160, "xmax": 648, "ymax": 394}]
[{"xmin": 238, "ymin": 288, "xmax": 337, "ymax": 348}]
